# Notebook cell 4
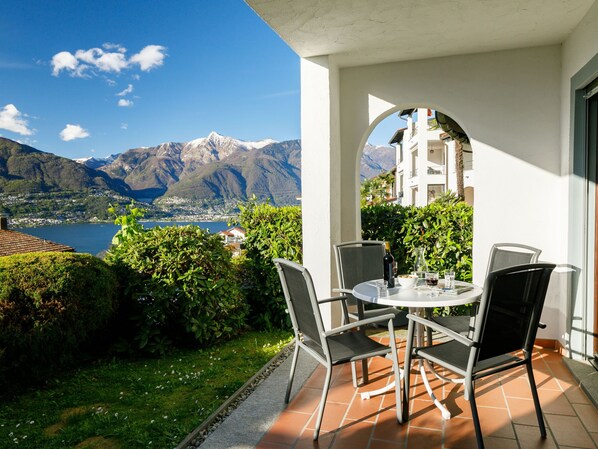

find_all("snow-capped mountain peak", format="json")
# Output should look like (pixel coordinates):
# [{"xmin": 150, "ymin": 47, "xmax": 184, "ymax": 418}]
[{"xmin": 74, "ymin": 154, "xmax": 119, "ymax": 169}]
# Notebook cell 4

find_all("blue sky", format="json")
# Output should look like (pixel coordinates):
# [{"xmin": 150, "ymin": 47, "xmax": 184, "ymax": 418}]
[{"xmin": 0, "ymin": 0, "xmax": 398, "ymax": 160}]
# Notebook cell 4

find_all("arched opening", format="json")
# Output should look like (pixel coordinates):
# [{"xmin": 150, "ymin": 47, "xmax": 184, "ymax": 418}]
[{"xmin": 361, "ymin": 107, "xmax": 474, "ymax": 208}]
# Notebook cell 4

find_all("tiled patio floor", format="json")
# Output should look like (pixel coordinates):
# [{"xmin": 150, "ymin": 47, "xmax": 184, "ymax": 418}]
[{"xmin": 256, "ymin": 337, "xmax": 598, "ymax": 449}]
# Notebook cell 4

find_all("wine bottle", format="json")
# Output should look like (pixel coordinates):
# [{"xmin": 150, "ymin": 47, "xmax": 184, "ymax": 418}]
[{"xmin": 383, "ymin": 242, "xmax": 395, "ymax": 287}]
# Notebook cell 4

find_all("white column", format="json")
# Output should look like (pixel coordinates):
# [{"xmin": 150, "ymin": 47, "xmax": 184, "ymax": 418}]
[
  {"xmin": 300, "ymin": 56, "xmax": 342, "ymax": 329},
  {"xmin": 417, "ymin": 108, "xmax": 429, "ymax": 205}
]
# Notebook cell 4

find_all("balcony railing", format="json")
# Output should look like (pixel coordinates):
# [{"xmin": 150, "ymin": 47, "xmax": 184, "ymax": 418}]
[{"xmin": 427, "ymin": 165, "xmax": 445, "ymax": 175}]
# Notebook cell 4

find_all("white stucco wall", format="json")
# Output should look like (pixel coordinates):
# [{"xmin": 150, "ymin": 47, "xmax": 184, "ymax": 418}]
[
  {"xmin": 299, "ymin": 9, "xmax": 598, "ymax": 346},
  {"xmin": 334, "ymin": 46, "xmax": 562, "ymax": 336}
]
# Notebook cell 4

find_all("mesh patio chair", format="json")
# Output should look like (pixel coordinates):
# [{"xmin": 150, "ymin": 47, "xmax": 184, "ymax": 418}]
[
  {"xmin": 274, "ymin": 258, "xmax": 403, "ymax": 440},
  {"xmin": 405, "ymin": 263, "xmax": 555, "ymax": 449},
  {"xmin": 334, "ymin": 240, "xmax": 407, "ymax": 386},
  {"xmin": 430, "ymin": 243, "xmax": 542, "ymax": 336}
]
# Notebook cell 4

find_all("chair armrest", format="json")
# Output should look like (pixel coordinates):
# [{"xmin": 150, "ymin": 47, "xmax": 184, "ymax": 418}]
[
  {"xmin": 317, "ymin": 295, "xmax": 348, "ymax": 304},
  {"xmin": 332, "ymin": 288, "xmax": 353, "ymax": 295},
  {"xmin": 406, "ymin": 313, "xmax": 475, "ymax": 347},
  {"xmin": 324, "ymin": 313, "xmax": 396, "ymax": 336}
]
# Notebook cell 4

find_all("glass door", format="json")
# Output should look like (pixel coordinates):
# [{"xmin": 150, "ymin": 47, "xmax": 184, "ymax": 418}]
[{"xmin": 587, "ymin": 78, "xmax": 598, "ymax": 364}]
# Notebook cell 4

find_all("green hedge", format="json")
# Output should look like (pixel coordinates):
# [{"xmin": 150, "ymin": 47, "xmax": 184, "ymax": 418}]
[
  {"xmin": 238, "ymin": 201, "xmax": 302, "ymax": 330},
  {"xmin": 0, "ymin": 252, "xmax": 117, "ymax": 386},
  {"xmin": 361, "ymin": 194, "xmax": 473, "ymax": 282},
  {"xmin": 106, "ymin": 225, "xmax": 248, "ymax": 354},
  {"xmin": 238, "ymin": 195, "xmax": 473, "ymax": 327}
]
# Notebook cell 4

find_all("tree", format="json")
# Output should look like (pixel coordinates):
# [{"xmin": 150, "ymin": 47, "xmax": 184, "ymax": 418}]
[
  {"xmin": 361, "ymin": 171, "xmax": 395, "ymax": 206},
  {"xmin": 435, "ymin": 111, "xmax": 471, "ymax": 200}
]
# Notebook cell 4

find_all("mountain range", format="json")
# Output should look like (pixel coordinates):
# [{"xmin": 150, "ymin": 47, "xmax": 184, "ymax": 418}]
[
  {"xmin": 0, "ymin": 137, "xmax": 130, "ymax": 195},
  {"xmin": 0, "ymin": 133, "xmax": 395, "ymax": 212}
]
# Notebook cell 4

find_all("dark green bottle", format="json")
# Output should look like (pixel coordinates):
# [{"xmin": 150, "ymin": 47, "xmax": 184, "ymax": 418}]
[{"xmin": 383, "ymin": 241, "xmax": 395, "ymax": 287}]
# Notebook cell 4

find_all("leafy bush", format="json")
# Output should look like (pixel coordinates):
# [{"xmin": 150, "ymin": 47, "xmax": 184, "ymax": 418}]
[
  {"xmin": 362, "ymin": 194, "xmax": 474, "ymax": 316},
  {"xmin": 362, "ymin": 193, "xmax": 473, "ymax": 282},
  {"xmin": 106, "ymin": 225, "xmax": 248, "ymax": 354},
  {"xmin": 238, "ymin": 200, "xmax": 302, "ymax": 330},
  {"xmin": 0, "ymin": 252, "xmax": 117, "ymax": 386}
]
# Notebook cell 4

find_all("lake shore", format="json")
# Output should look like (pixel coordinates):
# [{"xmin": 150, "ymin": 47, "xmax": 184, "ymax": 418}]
[
  {"xmin": 16, "ymin": 220, "xmax": 230, "ymax": 255},
  {"xmin": 9, "ymin": 214, "xmax": 238, "ymax": 228}
]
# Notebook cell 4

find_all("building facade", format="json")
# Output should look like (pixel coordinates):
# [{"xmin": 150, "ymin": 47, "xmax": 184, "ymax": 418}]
[{"xmin": 392, "ymin": 108, "xmax": 474, "ymax": 207}]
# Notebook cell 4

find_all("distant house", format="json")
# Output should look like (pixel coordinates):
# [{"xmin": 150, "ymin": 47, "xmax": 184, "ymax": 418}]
[
  {"xmin": 0, "ymin": 217, "xmax": 74, "ymax": 257},
  {"xmin": 218, "ymin": 226, "xmax": 245, "ymax": 256},
  {"xmin": 218, "ymin": 227, "xmax": 246, "ymax": 244}
]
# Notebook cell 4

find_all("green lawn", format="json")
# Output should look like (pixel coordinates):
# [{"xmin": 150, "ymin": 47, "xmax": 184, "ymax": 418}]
[{"xmin": 0, "ymin": 330, "xmax": 292, "ymax": 449}]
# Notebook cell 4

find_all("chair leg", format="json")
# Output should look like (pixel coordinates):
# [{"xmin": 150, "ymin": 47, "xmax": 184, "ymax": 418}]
[
  {"xmin": 526, "ymin": 360, "xmax": 547, "ymax": 438},
  {"xmin": 403, "ymin": 320, "xmax": 416, "ymax": 420},
  {"xmin": 355, "ymin": 301, "xmax": 369, "ymax": 385},
  {"xmin": 313, "ymin": 365, "xmax": 333, "ymax": 440},
  {"xmin": 350, "ymin": 359, "xmax": 369, "ymax": 388},
  {"xmin": 285, "ymin": 342, "xmax": 300, "ymax": 404},
  {"xmin": 351, "ymin": 361, "xmax": 358, "ymax": 388},
  {"xmin": 466, "ymin": 380, "xmax": 485, "ymax": 449},
  {"xmin": 361, "ymin": 358, "xmax": 369, "ymax": 384}
]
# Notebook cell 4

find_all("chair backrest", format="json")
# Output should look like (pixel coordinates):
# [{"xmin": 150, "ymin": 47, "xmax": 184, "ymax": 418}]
[
  {"xmin": 486, "ymin": 243, "xmax": 542, "ymax": 276},
  {"xmin": 472, "ymin": 263, "xmax": 555, "ymax": 365},
  {"xmin": 273, "ymin": 258, "xmax": 326, "ymax": 350},
  {"xmin": 334, "ymin": 240, "xmax": 385, "ymax": 290}
]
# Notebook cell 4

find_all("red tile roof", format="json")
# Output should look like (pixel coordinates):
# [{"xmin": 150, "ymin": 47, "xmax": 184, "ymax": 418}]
[{"xmin": 0, "ymin": 229, "xmax": 74, "ymax": 257}]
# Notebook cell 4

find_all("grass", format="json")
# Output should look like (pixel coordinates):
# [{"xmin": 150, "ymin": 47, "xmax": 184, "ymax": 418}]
[{"xmin": 0, "ymin": 330, "xmax": 292, "ymax": 449}]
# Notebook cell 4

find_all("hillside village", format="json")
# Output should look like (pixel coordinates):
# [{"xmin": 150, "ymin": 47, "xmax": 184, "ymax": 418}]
[{"xmin": 0, "ymin": 133, "xmax": 394, "ymax": 226}]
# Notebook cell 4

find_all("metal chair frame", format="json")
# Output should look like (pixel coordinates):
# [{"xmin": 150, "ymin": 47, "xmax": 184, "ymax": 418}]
[
  {"xmin": 405, "ymin": 263, "xmax": 555, "ymax": 449},
  {"xmin": 333, "ymin": 240, "xmax": 405, "ymax": 387},
  {"xmin": 274, "ymin": 258, "xmax": 403, "ymax": 440}
]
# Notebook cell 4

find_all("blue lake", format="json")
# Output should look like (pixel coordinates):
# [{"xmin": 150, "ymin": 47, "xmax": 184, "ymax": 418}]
[{"xmin": 17, "ymin": 221, "xmax": 229, "ymax": 256}]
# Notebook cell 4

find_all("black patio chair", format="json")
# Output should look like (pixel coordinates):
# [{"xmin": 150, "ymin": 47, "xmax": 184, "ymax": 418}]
[
  {"xmin": 405, "ymin": 263, "xmax": 555, "ymax": 449},
  {"xmin": 430, "ymin": 243, "xmax": 542, "ymax": 336},
  {"xmin": 274, "ymin": 258, "xmax": 403, "ymax": 440},
  {"xmin": 333, "ymin": 240, "xmax": 407, "ymax": 387}
]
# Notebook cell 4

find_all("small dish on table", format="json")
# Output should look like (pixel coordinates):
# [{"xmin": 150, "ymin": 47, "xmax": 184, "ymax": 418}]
[{"xmin": 398, "ymin": 274, "xmax": 418, "ymax": 288}]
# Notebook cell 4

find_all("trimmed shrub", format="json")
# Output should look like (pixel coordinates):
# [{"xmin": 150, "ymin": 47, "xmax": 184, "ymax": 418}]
[
  {"xmin": 0, "ymin": 252, "xmax": 117, "ymax": 386},
  {"xmin": 238, "ymin": 201, "xmax": 302, "ymax": 330},
  {"xmin": 362, "ymin": 194, "xmax": 474, "ymax": 316},
  {"xmin": 237, "ymin": 195, "xmax": 472, "ymax": 327},
  {"xmin": 106, "ymin": 225, "xmax": 248, "ymax": 354},
  {"xmin": 361, "ymin": 194, "xmax": 473, "ymax": 282}
]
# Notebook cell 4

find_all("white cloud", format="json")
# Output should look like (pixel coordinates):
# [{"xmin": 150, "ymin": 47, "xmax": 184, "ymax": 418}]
[
  {"xmin": 0, "ymin": 104, "xmax": 34, "ymax": 135},
  {"xmin": 120, "ymin": 123, "xmax": 128, "ymax": 130},
  {"xmin": 60, "ymin": 124, "xmax": 89, "ymax": 141},
  {"xmin": 117, "ymin": 84, "xmax": 134, "ymax": 96},
  {"xmin": 51, "ymin": 51, "xmax": 79, "ymax": 76},
  {"xmin": 118, "ymin": 99, "xmax": 133, "ymax": 107},
  {"xmin": 75, "ymin": 48, "xmax": 128, "ymax": 73},
  {"xmin": 129, "ymin": 45, "xmax": 167, "ymax": 71},
  {"xmin": 102, "ymin": 42, "xmax": 127, "ymax": 53},
  {"xmin": 51, "ymin": 44, "xmax": 167, "ymax": 78}
]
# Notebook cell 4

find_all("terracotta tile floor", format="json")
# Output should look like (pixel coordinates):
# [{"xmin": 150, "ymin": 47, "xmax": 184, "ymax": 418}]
[{"xmin": 256, "ymin": 336, "xmax": 598, "ymax": 449}]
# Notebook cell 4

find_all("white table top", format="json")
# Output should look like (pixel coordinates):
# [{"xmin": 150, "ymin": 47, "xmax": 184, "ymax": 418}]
[{"xmin": 352, "ymin": 279, "xmax": 482, "ymax": 308}]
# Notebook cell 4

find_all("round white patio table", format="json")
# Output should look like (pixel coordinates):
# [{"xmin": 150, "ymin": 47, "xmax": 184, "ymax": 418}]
[{"xmin": 352, "ymin": 279, "xmax": 483, "ymax": 419}]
